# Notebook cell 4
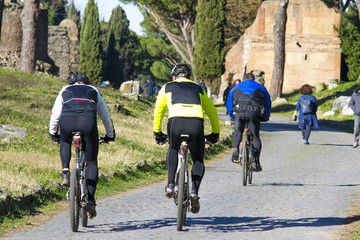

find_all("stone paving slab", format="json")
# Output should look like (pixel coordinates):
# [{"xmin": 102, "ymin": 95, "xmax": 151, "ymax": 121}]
[{"xmin": 4, "ymin": 115, "xmax": 360, "ymax": 240}]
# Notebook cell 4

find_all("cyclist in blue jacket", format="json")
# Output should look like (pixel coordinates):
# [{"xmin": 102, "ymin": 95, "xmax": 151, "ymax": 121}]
[{"xmin": 226, "ymin": 72, "xmax": 271, "ymax": 172}]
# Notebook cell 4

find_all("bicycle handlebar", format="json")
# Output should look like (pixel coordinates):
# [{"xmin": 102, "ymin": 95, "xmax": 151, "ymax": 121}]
[
  {"xmin": 155, "ymin": 134, "xmax": 214, "ymax": 145},
  {"xmin": 99, "ymin": 137, "xmax": 113, "ymax": 145}
]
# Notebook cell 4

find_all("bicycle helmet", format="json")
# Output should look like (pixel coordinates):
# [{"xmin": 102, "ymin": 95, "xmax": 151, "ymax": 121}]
[
  {"xmin": 171, "ymin": 63, "xmax": 192, "ymax": 78},
  {"xmin": 68, "ymin": 72, "xmax": 90, "ymax": 85}
]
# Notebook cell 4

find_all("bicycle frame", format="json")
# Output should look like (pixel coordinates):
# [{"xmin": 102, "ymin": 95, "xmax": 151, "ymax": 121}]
[
  {"xmin": 241, "ymin": 120, "xmax": 254, "ymax": 186},
  {"xmin": 68, "ymin": 132, "xmax": 88, "ymax": 232},
  {"xmin": 174, "ymin": 134, "xmax": 190, "ymax": 231},
  {"xmin": 66, "ymin": 133, "xmax": 87, "ymax": 204},
  {"xmin": 73, "ymin": 133, "xmax": 87, "ymax": 207}
]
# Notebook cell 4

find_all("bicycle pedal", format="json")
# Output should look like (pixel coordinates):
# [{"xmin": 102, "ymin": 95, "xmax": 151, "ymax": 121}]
[{"xmin": 232, "ymin": 159, "xmax": 241, "ymax": 165}]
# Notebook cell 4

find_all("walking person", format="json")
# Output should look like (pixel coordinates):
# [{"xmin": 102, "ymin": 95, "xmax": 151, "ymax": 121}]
[
  {"xmin": 49, "ymin": 72, "xmax": 115, "ymax": 217},
  {"xmin": 292, "ymin": 84, "xmax": 319, "ymax": 145},
  {"xmin": 348, "ymin": 84, "xmax": 360, "ymax": 148},
  {"xmin": 199, "ymin": 79, "xmax": 207, "ymax": 93},
  {"xmin": 145, "ymin": 77, "xmax": 155, "ymax": 99},
  {"xmin": 223, "ymin": 81, "xmax": 233, "ymax": 115}
]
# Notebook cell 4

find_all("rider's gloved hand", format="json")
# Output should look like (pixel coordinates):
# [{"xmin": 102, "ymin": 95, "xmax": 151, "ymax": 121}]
[
  {"xmin": 50, "ymin": 133, "xmax": 61, "ymax": 143},
  {"xmin": 205, "ymin": 133, "xmax": 219, "ymax": 144},
  {"xmin": 154, "ymin": 131, "xmax": 167, "ymax": 144},
  {"xmin": 104, "ymin": 134, "xmax": 115, "ymax": 142}
]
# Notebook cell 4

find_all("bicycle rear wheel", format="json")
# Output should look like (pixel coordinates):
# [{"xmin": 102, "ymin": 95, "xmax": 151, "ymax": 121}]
[
  {"xmin": 248, "ymin": 144, "xmax": 253, "ymax": 184},
  {"xmin": 70, "ymin": 167, "xmax": 80, "ymax": 232},
  {"xmin": 242, "ymin": 141, "xmax": 248, "ymax": 186},
  {"xmin": 177, "ymin": 161, "xmax": 186, "ymax": 231},
  {"xmin": 80, "ymin": 172, "xmax": 88, "ymax": 227}
]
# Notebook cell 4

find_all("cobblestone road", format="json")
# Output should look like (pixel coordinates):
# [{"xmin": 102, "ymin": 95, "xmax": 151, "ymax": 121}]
[{"xmin": 4, "ymin": 115, "xmax": 360, "ymax": 240}]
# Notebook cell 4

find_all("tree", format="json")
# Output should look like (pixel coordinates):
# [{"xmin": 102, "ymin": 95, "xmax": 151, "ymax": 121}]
[
  {"xmin": 40, "ymin": 0, "xmax": 67, "ymax": 26},
  {"xmin": 338, "ymin": 5, "xmax": 360, "ymax": 81},
  {"xmin": 224, "ymin": 0, "xmax": 263, "ymax": 50},
  {"xmin": 269, "ymin": 0, "xmax": 288, "ymax": 99},
  {"xmin": 68, "ymin": 0, "xmax": 80, "ymax": 26},
  {"xmin": 0, "ymin": 0, "xmax": 4, "ymax": 34},
  {"xmin": 105, "ymin": 6, "xmax": 137, "ymax": 88},
  {"xmin": 121, "ymin": 0, "xmax": 197, "ymax": 71},
  {"xmin": 19, "ymin": 0, "xmax": 40, "ymax": 73},
  {"xmin": 194, "ymin": 0, "xmax": 225, "ymax": 95},
  {"xmin": 79, "ymin": 0, "xmax": 103, "ymax": 85}
]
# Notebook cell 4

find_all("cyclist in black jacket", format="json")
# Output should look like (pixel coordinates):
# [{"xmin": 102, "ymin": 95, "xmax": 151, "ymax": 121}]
[{"xmin": 49, "ymin": 72, "xmax": 115, "ymax": 217}]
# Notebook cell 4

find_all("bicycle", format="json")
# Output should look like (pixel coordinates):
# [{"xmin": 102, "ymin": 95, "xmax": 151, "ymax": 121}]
[
  {"xmin": 235, "ymin": 118, "xmax": 254, "ymax": 186},
  {"xmin": 156, "ymin": 134, "xmax": 212, "ymax": 231},
  {"xmin": 66, "ymin": 132, "xmax": 108, "ymax": 232}
]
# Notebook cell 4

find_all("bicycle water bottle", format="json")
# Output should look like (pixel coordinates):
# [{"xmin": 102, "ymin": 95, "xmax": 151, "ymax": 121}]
[{"xmin": 293, "ymin": 115, "xmax": 297, "ymax": 121}]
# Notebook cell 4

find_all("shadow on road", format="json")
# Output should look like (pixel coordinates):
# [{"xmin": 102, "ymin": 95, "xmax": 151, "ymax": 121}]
[
  {"xmin": 88, "ymin": 214, "xmax": 360, "ymax": 233},
  {"xmin": 261, "ymin": 121, "xmax": 349, "ymax": 134},
  {"xmin": 260, "ymin": 183, "xmax": 360, "ymax": 187}
]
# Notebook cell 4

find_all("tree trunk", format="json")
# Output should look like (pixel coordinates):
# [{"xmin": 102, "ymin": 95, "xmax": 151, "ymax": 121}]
[
  {"xmin": 0, "ymin": 0, "xmax": 4, "ymax": 35},
  {"xmin": 269, "ymin": 0, "xmax": 288, "ymax": 99},
  {"xmin": 357, "ymin": 1, "xmax": 360, "ymax": 24},
  {"xmin": 18, "ymin": 0, "xmax": 40, "ymax": 73},
  {"xmin": 137, "ymin": 2, "xmax": 195, "ymax": 69}
]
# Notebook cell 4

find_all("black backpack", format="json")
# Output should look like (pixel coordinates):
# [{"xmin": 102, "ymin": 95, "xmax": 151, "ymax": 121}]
[{"xmin": 300, "ymin": 97, "xmax": 315, "ymax": 114}]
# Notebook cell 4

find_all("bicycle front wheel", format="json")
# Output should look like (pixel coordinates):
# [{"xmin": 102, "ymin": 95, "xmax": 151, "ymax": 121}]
[
  {"xmin": 70, "ymin": 167, "xmax": 80, "ymax": 232},
  {"xmin": 177, "ymin": 161, "xmax": 186, "ymax": 231},
  {"xmin": 242, "ymin": 141, "xmax": 248, "ymax": 186}
]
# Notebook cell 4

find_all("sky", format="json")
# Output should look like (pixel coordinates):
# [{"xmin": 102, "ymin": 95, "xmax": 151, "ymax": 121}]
[{"xmin": 71, "ymin": 0, "xmax": 144, "ymax": 36}]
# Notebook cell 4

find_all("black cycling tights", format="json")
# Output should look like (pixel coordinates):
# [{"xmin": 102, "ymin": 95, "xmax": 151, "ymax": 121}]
[
  {"xmin": 167, "ymin": 117, "xmax": 205, "ymax": 194},
  {"xmin": 59, "ymin": 115, "xmax": 99, "ymax": 201}
]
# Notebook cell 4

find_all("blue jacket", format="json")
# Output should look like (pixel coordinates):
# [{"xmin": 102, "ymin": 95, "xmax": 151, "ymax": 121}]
[
  {"xmin": 226, "ymin": 79, "xmax": 271, "ymax": 120},
  {"xmin": 295, "ymin": 94, "xmax": 319, "ymax": 129},
  {"xmin": 145, "ymin": 78, "xmax": 155, "ymax": 95}
]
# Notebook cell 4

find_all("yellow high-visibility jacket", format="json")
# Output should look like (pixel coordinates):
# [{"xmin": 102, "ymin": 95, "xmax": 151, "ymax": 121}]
[{"xmin": 153, "ymin": 77, "xmax": 220, "ymax": 134}]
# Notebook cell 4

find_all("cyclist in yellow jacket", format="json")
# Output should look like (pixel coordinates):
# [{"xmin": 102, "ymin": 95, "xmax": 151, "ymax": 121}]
[{"xmin": 153, "ymin": 63, "xmax": 220, "ymax": 214}]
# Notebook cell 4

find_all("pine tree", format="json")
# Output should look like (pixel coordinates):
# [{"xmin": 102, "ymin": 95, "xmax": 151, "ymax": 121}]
[
  {"xmin": 78, "ymin": 0, "xmax": 103, "ymax": 85},
  {"xmin": 194, "ymin": 0, "xmax": 225, "ymax": 94}
]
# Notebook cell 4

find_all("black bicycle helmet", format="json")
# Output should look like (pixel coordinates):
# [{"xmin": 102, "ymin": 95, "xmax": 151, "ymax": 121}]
[
  {"xmin": 171, "ymin": 63, "xmax": 192, "ymax": 78},
  {"xmin": 68, "ymin": 72, "xmax": 90, "ymax": 85}
]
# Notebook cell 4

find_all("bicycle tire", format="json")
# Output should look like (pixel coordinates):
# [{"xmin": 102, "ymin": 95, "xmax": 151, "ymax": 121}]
[
  {"xmin": 80, "ymin": 207, "xmax": 88, "ymax": 227},
  {"xmin": 242, "ymin": 141, "xmax": 248, "ymax": 186},
  {"xmin": 177, "ymin": 161, "xmax": 186, "ymax": 231},
  {"xmin": 70, "ymin": 167, "xmax": 80, "ymax": 232},
  {"xmin": 80, "ymin": 167, "xmax": 88, "ymax": 227},
  {"xmin": 248, "ymin": 144, "xmax": 253, "ymax": 184}
]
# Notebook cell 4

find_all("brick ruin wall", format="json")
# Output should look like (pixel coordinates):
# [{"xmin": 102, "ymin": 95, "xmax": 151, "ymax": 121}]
[
  {"xmin": 0, "ymin": 2, "xmax": 78, "ymax": 79},
  {"xmin": 220, "ymin": 0, "xmax": 341, "ymax": 96}
]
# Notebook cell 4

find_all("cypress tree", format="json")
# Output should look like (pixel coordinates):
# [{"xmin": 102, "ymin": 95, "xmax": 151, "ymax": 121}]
[
  {"xmin": 68, "ymin": 0, "xmax": 80, "ymax": 26},
  {"xmin": 194, "ymin": 0, "xmax": 226, "ymax": 94},
  {"xmin": 105, "ymin": 6, "xmax": 136, "ymax": 88},
  {"xmin": 79, "ymin": 0, "xmax": 103, "ymax": 85}
]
